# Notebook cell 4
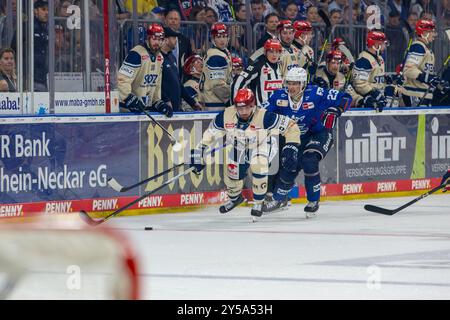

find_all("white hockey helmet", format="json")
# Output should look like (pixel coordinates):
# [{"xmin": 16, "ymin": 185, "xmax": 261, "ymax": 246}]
[{"xmin": 284, "ymin": 67, "xmax": 308, "ymax": 83}]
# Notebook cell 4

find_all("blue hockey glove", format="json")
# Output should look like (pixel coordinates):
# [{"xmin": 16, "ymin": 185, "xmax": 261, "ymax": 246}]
[
  {"xmin": 190, "ymin": 146, "xmax": 206, "ymax": 174},
  {"xmin": 321, "ymin": 106, "xmax": 341, "ymax": 129},
  {"xmin": 122, "ymin": 94, "xmax": 145, "ymax": 113},
  {"xmin": 281, "ymin": 143, "xmax": 299, "ymax": 172},
  {"xmin": 153, "ymin": 100, "xmax": 173, "ymax": 118}
]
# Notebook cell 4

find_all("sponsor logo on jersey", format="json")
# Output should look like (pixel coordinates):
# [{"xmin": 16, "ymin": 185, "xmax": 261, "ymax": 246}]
[
  {"xmin": 209, "ymin": 70, "xmax": 226, "ymax": 79},
  {"xmin": 225, "ymin": 123, "xmax": 235, "ymax": 129},
  {"xmin": 119, "ymin": 65, "xmax": 135, "ymax": 78},
  {"xmin": 249, "ymin": 124, "xmax": 262, "ymax": 131},
  {"xmin": 227, "ymin": 163, "xmax": 238, "ymax": 178},
  {"xmin": 333, "ymin": 80, "xmax": 344, "ymax": 89},
  {"xmin": 276, "ymin": 99, "xmax": 289, "ymax": 107},
  {"xmin": 264, "ymin": 80, "xmax": 283, "ymax": 91},
  {"xmin": 142, "ymin": 55, "xmax": 150, "ymax": 61},
  {"xmin": 302, "ymin": 102, "xmax": 315, "ymax": 110},
  {"xmin": 157, "ymin": 55, "xmax": 163, "ymax": 62},
  {"xmin": 263, "ymin": 67, "xmax": 270, "ymax": 74}
]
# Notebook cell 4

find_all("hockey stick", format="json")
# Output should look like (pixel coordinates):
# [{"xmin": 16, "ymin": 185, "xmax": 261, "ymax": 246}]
[
  {"xmin": 107, "ymin": 163, "xmax": 184, "ymax": 193},
  {"xmin": 79, "ymin": 166, "xmax": 196, "ymax": 226},
  {"xmin": 107, "ymin": 143, "xmax": 227, "ymax": 193},
  {"xmin": 417, "ymin": 55, "xmax": 450, "ymax": 106},
  {"xmin": 138, "ymin": 98, "xmax": 182, "ymax": 152},
  {"xmin": 364, "ymin": 183, "xmax": 447, "ymax": 215}
]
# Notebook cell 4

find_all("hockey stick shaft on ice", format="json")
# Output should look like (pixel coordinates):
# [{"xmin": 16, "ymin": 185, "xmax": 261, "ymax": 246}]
[
  {"xmin": 107, "ymin": 143, "xmax": 227, "ymax": 193},
  {"xmin": 79, "ymin": 166, "xmax": 196, "ymax": 226},
  {"xmin": 364, "ymin": 183, "xmax": 446, "ymax": 215}
]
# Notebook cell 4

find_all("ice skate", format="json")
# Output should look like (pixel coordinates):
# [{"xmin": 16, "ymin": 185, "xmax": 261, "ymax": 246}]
[
  {"xmin": 304, "ymin": 201, "xmax": 319, "ymax": 218},
  {"xmin": 219, "ymin": 194, "xmax": 244, "ymax": 214},
  {"xmin": 251, "ymin": 203, "xmax": 263, "ymax": 222},
  {"xmin": 262, "ymin": 198, "xmax": 289, "ymax": 214}
]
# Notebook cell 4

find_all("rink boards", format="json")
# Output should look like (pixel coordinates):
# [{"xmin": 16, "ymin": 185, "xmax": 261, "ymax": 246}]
[{"xmin": 0, "ymin": 108, "xmax": 449, "ymax": 219}]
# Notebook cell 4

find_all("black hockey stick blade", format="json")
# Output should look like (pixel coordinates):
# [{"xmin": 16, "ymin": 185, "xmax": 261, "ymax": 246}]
[
  {"xmin": 318, "ymin": 9, "xmax": 331, "ymax": 29},
  {"xmin": 364, "ymin": 183, "xmax": 446, "ymax": 216},
  {"xmin": 363, "ymin": 204, "xmax": 397, "ymax": 215},
  {"xmin": 79, "ymin": 166, "xmax": 196, "ymax": 226},
  {"xmin": 107, "ymin": 163, "xmax": 185, "ymax": 193}
]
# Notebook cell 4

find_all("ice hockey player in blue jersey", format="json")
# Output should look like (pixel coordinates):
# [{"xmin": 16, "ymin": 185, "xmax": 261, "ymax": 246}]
[{"xmin": 262, "ymin": 67, "xmax": 352, "ymax": 218}]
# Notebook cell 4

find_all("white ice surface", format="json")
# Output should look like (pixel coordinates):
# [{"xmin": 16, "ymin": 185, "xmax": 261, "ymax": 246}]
[{"xmin": 108, "ymin": 195, "xmax": 450, "ymax": 300}]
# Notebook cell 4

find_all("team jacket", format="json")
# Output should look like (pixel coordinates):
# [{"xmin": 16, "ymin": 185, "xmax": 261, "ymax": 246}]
[
  {"xmin": 117, "ymin": 42, "xmax": 164, "ymax": 105},
  {"xmin": 352, "ymin": 50, "xmax": 386, "ymax": 96},
  {"xmin": 293, "ymin": 41, "xmax": 315, "ymax": 70},
  {"xmin": 315, "ymin": 66, "xmax": 363, "ymax": 105},
  {"xmin": 198, "ymin": 106, "xmax": 301, "ymax": 152},
  {"xmin": 232, "ymin": 56, "xmax": 283, "ymax": 107},
  {"xmin": 182, "ymin": 76, "xmax": 204, "ymax": 110},
  {"xmin": 280, "ymin": 44, "xmax": 301, "ymax": 78},
  {"xmin": 199, "ymin": 46, "xmax": 233, "ymax": 110},
  {"xmin": 266, "ymin": 85, "xmax": 352, "ymax": 137},
  {"xmin": 402, "ymin": 40, "xmax": 436, "ymax": 99}
]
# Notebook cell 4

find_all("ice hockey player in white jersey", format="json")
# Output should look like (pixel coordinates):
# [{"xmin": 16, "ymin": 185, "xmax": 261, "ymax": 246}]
[
  {"xmin": 352, "ymin": 30, "xmax": 390, "ymax": 112},
  {"xmin": 189, "ymin": 88, "xmax": 301, "ymax": 220},
  {"xmin": 117, "ymin": 23, "xmax": 173, "ymax": 117},
  {"xmin": 232, "ymin": 39, "xmax": 284, "ymax": 107},
  {"xmin": 199, "ymin": 23, "xmax": 233, "ymax": 111},
  {"xmin": 402, "ymin": 19, "xmax": 450, "ymax": 106}
]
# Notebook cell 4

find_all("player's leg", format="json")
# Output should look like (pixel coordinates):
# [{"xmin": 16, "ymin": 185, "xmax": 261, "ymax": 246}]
[
  {"xmin": 301, "ymin": 130, "xmax": 333, "ymax": 217},
  {"xmin": 249, "ymin": 153, "xmax": 270, "ymax": 218}
]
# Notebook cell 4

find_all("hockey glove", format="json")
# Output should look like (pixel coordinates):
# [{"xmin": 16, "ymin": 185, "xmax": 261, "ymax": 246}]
[
  {"xmin": 314, "ymin": 77, "xmax": 329, "ymax": 89},
  {"xmin": 357, "ymin": 95, "xmax": 376, "ymax": 108},
  {"xmin": 417, "ymin": 72, "xmax": 441, "ymax": 89},
  {"xmin": 441, "ymin": 170, "xmax": 450, "ymax": 192},
  {"xmin": 370, "ymin": 90, "xmax": 386, "ymax": 112},
  {"xmin": 281, "ymin": 143, "xmax": 299, "ymax": 172},
  {"xmin": 384, "ymin": 85, "xmax": 396, "ymax": 108},
  {"xmin": 190, "ymin": 146, "xmax": 206, "ymax": 175},
  {"xmin": 321, "ymin": 107, "xmax": 341, "ymax": 129},
  {"xmin": 122, "ymin": 94, "xmax": 145, "ymax": 113},
  {"xmin": 153, "ymin": 100, "xmax": 173, "ymax": 118},
  {"xmin": 437, "ymin": 79, "xmax": 450, "ymax": 94},
  {"xmin": 308, "ymin": 62, "xmax": 318, "ymax": 76}
]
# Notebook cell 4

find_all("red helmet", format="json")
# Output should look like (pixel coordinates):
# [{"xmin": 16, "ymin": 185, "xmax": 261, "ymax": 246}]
[
  {"xmin": 211, "ymin": 23, "xmax": 228, "ymax": 37},
  {"xmin": 293, "ymin": 20, "xmax": 312, "ymax": 39},
  {"xmin": 264, "ymin": 39, "xmax": 283, "ymax": 53},
  {"xmin": 232, "ymin": 57, "xmax": 243, "ymax": 69},
  {"xmin": 326, "ymin": 50, "xmax": 343, "ymax": 63},
  {"xmin": 147, "ymin": 23, "xmax": 165, "ymax": 39},
  {"xmin": 366, "ymin": 30, "xmax": 387, "ymax": 48},
  {"xmin": 183, "ymin": 54, "xmax": 203, "ymax": 76},
  {"xmin": 331, "ymin": 37, "xmax": 346, "ymax": 49},
  {"xmin": 277, "ymin": 20, "xmax": 294, "ymax": 33},
  {"xmin": 415, "ymin": 19, "xmax": 436, "ymax": 37},
  {"xmin": 234, "ymin": 88, "xmax": 255, "ymax": 107}
]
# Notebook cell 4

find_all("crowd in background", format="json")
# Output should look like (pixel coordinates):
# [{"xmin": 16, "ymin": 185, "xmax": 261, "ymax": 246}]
[{"xmin": 0, "ymin": 0, "xmax": 449, "ymax": 102}]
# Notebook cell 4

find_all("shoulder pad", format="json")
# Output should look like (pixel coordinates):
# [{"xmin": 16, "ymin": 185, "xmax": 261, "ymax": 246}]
[
  {"xmin": 354, "ymin": 57, "xmax": 372, "ymax": 70},
  {"xmin": 123, "ymin": 50, "xmax": 142, "ymax": 67},
  {"xmin": 207, "ymin": 55, "xmax": 228, "ymax": 69},
  {"xmin": 409, "ymin": 43, "xmax": 426, "ymax": 55}
]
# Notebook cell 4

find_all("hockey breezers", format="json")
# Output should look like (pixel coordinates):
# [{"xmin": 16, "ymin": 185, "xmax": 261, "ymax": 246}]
[
  {"xmin": 80, "ymin": 166, "xmax": 196, "ymax": 226},
  {"xmin": 364, "ymin": 183, "xmax": 446, "ymax": 216}
]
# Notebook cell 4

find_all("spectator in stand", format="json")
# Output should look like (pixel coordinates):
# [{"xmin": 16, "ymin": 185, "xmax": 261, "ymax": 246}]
[
  {"xmin": 419, "ymin": 10, "xmax": 434, "ymax": 22},
  {"xmin": 386, "ymin": 10, "xmax": 407, "ymax": 69},
  {"xmin": 115, "ymin": 0, "xmax": 131, "ymax": 20},
  {"xmin": 387, "ymin": 0, "xmax": 408, "ymax": 23},
  {"xmin": 251, "ymin": 0, "xmax": 266, "ymax": 26},
  {"xmin": 164, "ymin": 9, "xmax": 193, "ymax": 77},
  {"xmin": 329, "ymin": 8, "xmax": 343, "ymax": 26},
  {"xmin": 256, "ymin": 12, "xmax": 279, "ymax": 49},
  {"xmin": 283, "ymin": 1, "xmax": 301, "ymax": 21},
  {"xmin": 31, "ymin": 0, "xmax": 49, "ymax": 91},
  {"xmin": 405, "ymin": 12, "xmax": 418, "ymax": 33},
  {"xmin": 205, "ymin": 6, "xmax": 218, "ymax": 26},
  {"xmin": 0, "ymin": 48, "xmax": 16, "ymax": 92},
  {"xmin": 230, "ymin": 3, "xmax": 248, "ymax": 56},
  {"xmin": 124, "ymin": 0, "xmax": 158, "ymax": 17},
  {"xmin": 328, "ymin": 0, "xmax": 348, "ymax": 14},
  {"xmin": 411, "ymin": 0, "xmax": 436, "ymax": 20},
  {"xmin": 189, "ymin": 6, "xmax": 208, "ymax": 55},
  {"xmin": 148, "ymin": 7, "xmax": 165, "ymax": 22},
  {"xmin": 160, "ymin": 27, "xmax": 201, "ymax": 112},
  {"xmin": 207, "ymin": 0, "xmax": 234, "ymax": 22},
  {"xmin": 306, "ymin": 5, "xmax": 321, "ymax": 24},
  {"xmin": 264, "ymin": 0, "xmax": 283, "ymax": 17}
]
